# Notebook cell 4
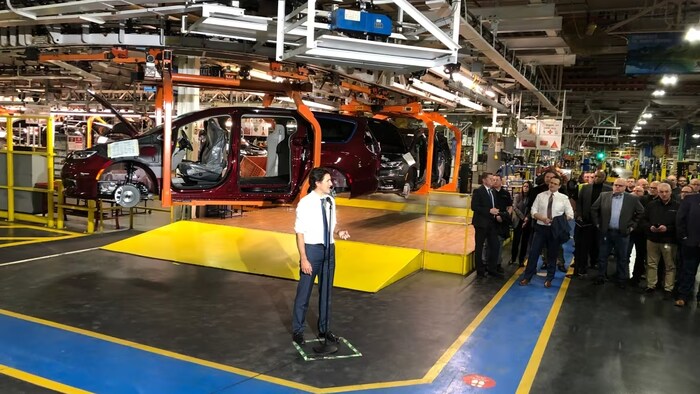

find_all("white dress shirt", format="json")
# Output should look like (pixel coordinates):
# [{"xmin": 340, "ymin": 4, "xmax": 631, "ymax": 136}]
[
  {"xmin": 531, "ymin": 190, "xmax": 574, "ymax": 226},
  {"xmin": 294, "ymin": 191, "xmax": 337, "ymax": 244}
]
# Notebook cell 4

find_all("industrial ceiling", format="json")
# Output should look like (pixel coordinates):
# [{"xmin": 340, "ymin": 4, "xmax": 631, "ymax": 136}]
[{"xmin": 0, "ymin": 0, "xmax": 698, "ymax": 151}]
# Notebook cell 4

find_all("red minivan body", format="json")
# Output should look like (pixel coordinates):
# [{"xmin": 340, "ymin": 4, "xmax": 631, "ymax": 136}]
[{"xmin": 61, "ymin": 107, "xmax": 380, "ymax": 207}]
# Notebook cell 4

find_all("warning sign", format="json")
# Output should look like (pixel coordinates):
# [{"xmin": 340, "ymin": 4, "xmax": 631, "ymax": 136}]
[
  {"xmin": 516, "ymin": 119, "xmax": 562, "ymax": 151},
  {"xmin": 463, "ymin": 374, "xmax": 496, "ymax": 388}
]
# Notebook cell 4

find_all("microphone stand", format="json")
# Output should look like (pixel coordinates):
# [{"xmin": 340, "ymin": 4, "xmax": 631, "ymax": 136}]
[{"xmin": 313, "ymin": 197, "xmax": 339, "ymax": 355}]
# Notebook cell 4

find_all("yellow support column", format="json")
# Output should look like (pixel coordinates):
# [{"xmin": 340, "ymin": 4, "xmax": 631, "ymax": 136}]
[
  {"xmin": 57, "ymin": 182, "xmax": 65, "ymax": 230},
  {"xmin": 661, "ymin": 157, "xmax": 667, "ymax": 180},
  {"xmin": 5, "ymin": 118, "xmax": 14, "ymax": 222},
  {"xmin": 46, "ymin": 116, "xmax": 55, "ymax": 228},
  {"xmin": 87, "ymin": 199, "xmax": 96, "ymax": 234}
]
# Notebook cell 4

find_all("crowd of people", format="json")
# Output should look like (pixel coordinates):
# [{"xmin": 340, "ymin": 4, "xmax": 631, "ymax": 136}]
[{"xmin": 471, "ymin": 169, "xmax": 700, "ymax": 307}]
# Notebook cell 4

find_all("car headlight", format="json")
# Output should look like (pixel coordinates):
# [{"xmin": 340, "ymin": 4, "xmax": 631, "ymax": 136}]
[
  {"xmin": 69, "ymin": 151, "xmax": 96, "ymax": 160},
  {"xmin": 380, "ymin": 160, "xmax": 403, "ymax": 169}
]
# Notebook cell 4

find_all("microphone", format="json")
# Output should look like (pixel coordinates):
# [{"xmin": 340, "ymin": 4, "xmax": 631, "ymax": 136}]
[{"xmin": 325, "ymin": 196, "xmax": 332, "ymax": 207}]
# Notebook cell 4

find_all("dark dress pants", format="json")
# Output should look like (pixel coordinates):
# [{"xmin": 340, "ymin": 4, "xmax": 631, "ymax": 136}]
[
  {"xmin": 627, "ymin": 230, "xmax": 647, "ymax": 281},
  {"xmin": 292, "ymin": 243, "xmax": 335, "ymax": 335},
  {"xmin": 474, "ymin": 224, "xmax": 500, "ymax": 275},
  {"xmin": 523, "ymin": 224, "xmax": 559, "ymax": 281},
  {"xmin": 511, "ymin": 221, "xmax": 531, "ymax": 265},
  {"xmin": 574, "ymin": 224, "xmax": 599, "ymax": 273},
  {"xmin": 598, "ymin": 229, "xmax": 630, "ymax": 283},
  {"xmin": 677, "ymin": 245, "xmax": 700, "ymax": 302}
]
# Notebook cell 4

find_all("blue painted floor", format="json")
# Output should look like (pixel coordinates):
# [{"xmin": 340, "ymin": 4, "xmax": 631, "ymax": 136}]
[{"xmin": 0, "ymin": 236, "xmax": 575, "ymax": 394}]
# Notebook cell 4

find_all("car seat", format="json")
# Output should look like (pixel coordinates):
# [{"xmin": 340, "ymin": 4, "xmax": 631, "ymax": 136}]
[{"xmin": 178, "ymin": 118, "xmax": 227, "ymax": 182}]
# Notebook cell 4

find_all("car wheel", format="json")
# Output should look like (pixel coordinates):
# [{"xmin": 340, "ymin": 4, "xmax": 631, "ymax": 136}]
[
  {"xmin": 401, "ymin": 182, "xmax": 411, "ymax": 198},
  {"xmin": 114, "ymin": 184, "xmax": 141, "ymax": 208}
]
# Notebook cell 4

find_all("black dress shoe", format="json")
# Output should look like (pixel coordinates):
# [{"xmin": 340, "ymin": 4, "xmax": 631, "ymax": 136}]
[
  {"xmin": 557, "ymin": 265, "xmax": 567, "ymax": 273},
  {"xmin": 319, "ymin": 331, "xmax": 339, "ymax": 343},
  {"xmin": 487, "ymin": 270, "xmax": 504, "ymax": 278},
  {"xmin": 293, "ymin": 332, "xmax": 305, "ymax": 346}
]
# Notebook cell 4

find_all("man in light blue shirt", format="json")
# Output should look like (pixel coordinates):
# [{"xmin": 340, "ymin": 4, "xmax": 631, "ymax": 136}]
[
  {"xmin": 591, "ymin": 179, "xmax": 645, "ymax": 288},
  {"xmin": 609, "ymin": 192, "xmax": 624, "ymax": 230}
]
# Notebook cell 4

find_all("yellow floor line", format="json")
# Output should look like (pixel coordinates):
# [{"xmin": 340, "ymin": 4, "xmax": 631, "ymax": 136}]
[
  {"xmin": 0, "ymin": 234, "xmax": 83, "ymax": 249},
  {"xmin": 0, "ymin": 308, "xmax": 320, "ymax": 394},
  {"xmin": 0, "ymin": 237, "xmax": 46, "ymax": 241},
  {"xmin": 0, "ymin": 267, "xmax": 524, "ymax": 394},
  {"xmin": 516, "ymin": 261, "xmax": 575, "ymax": 394},
  {"xmin": 8, "ymin": 224, "xmax": 82, "ymax": 236},
  {"xmin": 422, "ymin": 267, "xmax": 523, "ymax": 382},
  {"xmin": 0, "ymin": 223, "xmax": 81, "ymax": 236},
  {"xmin": 0, "ymin": 364, "xmax": 92, "ymax": 394}
]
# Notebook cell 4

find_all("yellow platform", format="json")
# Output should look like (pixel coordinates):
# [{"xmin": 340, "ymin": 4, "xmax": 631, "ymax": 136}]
[
  {"xmin": 101, "ymin": 221, "xmax": 422, "ymax": 293},
  {"xmin": 335, "ymin": 194, "xmax": 470, "ymax": 217}
]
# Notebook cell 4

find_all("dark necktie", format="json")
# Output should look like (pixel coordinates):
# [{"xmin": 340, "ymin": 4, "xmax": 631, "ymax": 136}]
[
  {"xmin": 321, "ymin": 199, "xmax": 329, "ymax": 248},
  {"xmin": 547, "ymin": 193, "xmax": 554, "ymax": 219},
  {"xmin": 613, "ymin": 193, "xmax": 622, "ymax": 198},
  {"xmin": 487, "ymin": 188, "xmax": 495, "ymax": 208}
]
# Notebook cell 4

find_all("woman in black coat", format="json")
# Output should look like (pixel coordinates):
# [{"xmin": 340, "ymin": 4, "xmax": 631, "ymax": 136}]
[{"xmin": 511, "ymin": 181, "xmax": 533, "ymax": 266}]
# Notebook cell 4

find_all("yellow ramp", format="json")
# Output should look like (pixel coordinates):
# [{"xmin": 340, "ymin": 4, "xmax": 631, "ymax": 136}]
[{"xmin": 101, "ymin": 221, "xmax": 422, "ymax": 293}]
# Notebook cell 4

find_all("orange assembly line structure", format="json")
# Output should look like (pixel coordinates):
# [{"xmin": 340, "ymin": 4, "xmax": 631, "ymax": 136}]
[
  {"xmin": 341, "ymin": 100, "xmax": 462, "ymax": 195},
  {"xmin": 153, "ymin": 55, "xmax": 322, "ymax": 208}
]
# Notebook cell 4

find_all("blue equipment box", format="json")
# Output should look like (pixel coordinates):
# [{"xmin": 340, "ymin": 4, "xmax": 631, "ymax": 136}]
[{"xmin": 331, "ymin": 9, "xmax": 392, "ymax": 37}]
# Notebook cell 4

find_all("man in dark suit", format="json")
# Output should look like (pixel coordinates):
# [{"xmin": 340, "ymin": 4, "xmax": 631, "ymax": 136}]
[
  {"xmin": 591, "ymin": 178, "xmax": 645, "ymax": 287},
  {"xmin": 471, "ymin": 172, "xmax": 503, "ymax": 278},
  {"xmin": 674, "ymin": 192, "xmax": 700, "ymax": 307},
  {"xmin": 571, "ymin": 170, "xmax": 611, "ymax": 277}
]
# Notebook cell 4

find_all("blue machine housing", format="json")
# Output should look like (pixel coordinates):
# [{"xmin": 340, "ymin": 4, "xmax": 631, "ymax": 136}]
[{"xmin": 330, "ymin": 9, "xmax": 393, "ymax": 37}]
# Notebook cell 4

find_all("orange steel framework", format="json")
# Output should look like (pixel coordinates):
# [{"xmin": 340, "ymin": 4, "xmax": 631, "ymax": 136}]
[
  {"xmin": 156, "ymin": 65, "xmax": 322, "ymax": 208},
  {"xmin": 38, "ymin": 48, "xmax": 162, "ymax": 64},
  {"xmin": 341, "ymin": 101, "xmax": 461, "ymax": 194}
]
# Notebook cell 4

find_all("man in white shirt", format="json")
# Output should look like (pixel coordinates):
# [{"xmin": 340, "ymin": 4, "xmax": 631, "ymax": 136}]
[
  {"xmin": 292, "ymin": 167, "xmax": 350, "ymax": 346},
  {"xmin": 519, "ymin": 176, "xmax": 574, "ymax": 288}
]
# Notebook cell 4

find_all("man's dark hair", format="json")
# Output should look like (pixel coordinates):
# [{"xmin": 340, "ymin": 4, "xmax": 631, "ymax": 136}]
[
  {"xmin": 308, "ymin": 167, "xmax": 331, "ymax": 192},
  {"xmin": 480, "ymin": 172, "xmax": 493, "ymax": 181}
]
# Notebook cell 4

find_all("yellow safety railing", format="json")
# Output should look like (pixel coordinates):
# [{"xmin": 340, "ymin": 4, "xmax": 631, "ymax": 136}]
[
  {"xmin": 56, "ymin": 181, "xmax": 98, "ymax": 233},
  {"xmin": 0, "ymin": 114, "xmax": 56, "ymax": 227},
  {"xmin": 423, "ymin": 190, "xmax": 473, "ymax": 275}
]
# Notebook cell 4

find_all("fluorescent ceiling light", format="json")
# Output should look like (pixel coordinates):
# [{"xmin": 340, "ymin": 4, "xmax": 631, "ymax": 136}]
[
  {"xmin": 660, "ymin": 75, "xmax": 678, "ymax": 86},
  {"xmin": 638, "ymin": 120, "xmax": 647, "ymax": 125},
  {"xmin": 685, "ymin": 26, "xmax": 700, "ymax": 42},
  {"xmin": 249, "ymin": 69, "xmax": 283, "ymax": 82},
  {"xmin": 411, "ymin": 79, "xmax": 458, "ymax": 102},
  {"xmin": 634, "ymin": 126, "xmax": 642, "ymax": 130},
  {"xmin": 642, "ymin": 113, "xmax": 653, "ymax": 119},
  {"xmin": 652, "ymin": 90, "xmax": 665, "ymax": 97},
  {"xmin": 631, "ymin": 139, "xmax": 637, "ymax": 143},
  {"xmin": 693, "ymin": 134, "xmax": 700, "ymax": 139},
  {"xmin": 632, "ymin": 130, "xmax": 638, "ymax": 134}
]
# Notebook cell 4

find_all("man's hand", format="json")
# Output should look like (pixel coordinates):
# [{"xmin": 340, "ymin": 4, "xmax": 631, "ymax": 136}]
[
  {"xmin": 658, "ymin": 225, "xmax": 667, "ymax": 233},
  {"xmin": 489, "ymin": 208, "xmax": 499, "ymax": 215},
  {"xmin": 338, "ymin": 230, "xmax": 350, "ymax": 240},
  {"xmin": 543, "ymin": 218, "xmax": 552, "ymax": 225},
  {"xmin": 650, "ymin": 226, "xmax": 658, "ymax": 233},
  {"xmin": 496, "ymin": 215, "xmax": 503, "ymax": 222},
  {"xmin": 300, "ymin": 258, "xmax": 313, "ymax": 275}
]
